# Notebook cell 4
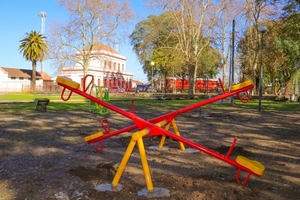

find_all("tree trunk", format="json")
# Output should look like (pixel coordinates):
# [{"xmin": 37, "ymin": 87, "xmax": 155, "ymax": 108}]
[
  {"xmin": 188, "ymin": 65, "xmax": 196, "ymax": 98},
  {"xmin": 31, "ymin": 61, "xmax": 37, "ymax": 92},
  {"xmin": 286, "ymin": 78, "xmax": 291, "ymax": 96},
  {"xmin": 222, "ymin": 62, "xmax": 227, "ymax": 87}
]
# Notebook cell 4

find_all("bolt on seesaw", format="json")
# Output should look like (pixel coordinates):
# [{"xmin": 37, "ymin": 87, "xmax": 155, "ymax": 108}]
[{"xmin": 56, "ymin": 75, "xmax": 265, "ymax": 193}]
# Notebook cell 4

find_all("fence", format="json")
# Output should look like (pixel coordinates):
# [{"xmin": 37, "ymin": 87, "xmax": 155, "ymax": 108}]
[{"xmin": 0, "ymin": 82, "xmax": 60, "ymax": 93}]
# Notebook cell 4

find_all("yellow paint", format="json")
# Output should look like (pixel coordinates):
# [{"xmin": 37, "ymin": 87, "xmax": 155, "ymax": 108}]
[
  {"xmin": 84, "ymin": 132, "xmax": 103, "ymax": 142},
  {"xmin": 230, "ymin": 80, "xmax": 253, "ymax": 91},
  {"xmin": 171, "ymin": 119, "xmax": 185, "ymax": 151},
  {"xmin": 158, "ymin": 120, "xmax": 185, "ymax": 150},
  {"xmin": 56, "ymin": 76, "xmax": 80, "ymax": 89},
  {"xmin": 113, "ymin": 121, "xmax": 174, "ymax": 191},
  {"xmin": 112, "ymin": 137, "xmax": 137, "ymax": 187},
  {"xmin": 158, "ymin": 135, "xmax": 166, "ymax": 149},
  {"xmin": 138, "ymin": 135, "xmax": 154, "ymax": 191},
  {"xmin": 112, "ymin": 128, "xmax": 150, "ymax": 188},
  {"xmin": 236, "ymin": 155, "xmax": 265, "ymax": 176},
  {"xmin": 159, "ymin": 122, "xmax": 171, "ymax": 148},
  {"xmin": 132, "ymin": 129, "xmax": 149, "ymax": 141},
  {"xmin": 155, "ymin": 120, "xmax": 167, "ymax": 128}
]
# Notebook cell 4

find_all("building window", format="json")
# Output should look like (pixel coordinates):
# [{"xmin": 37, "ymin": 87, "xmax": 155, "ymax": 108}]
[
  {"xmin": 118, "ymin": 63, "xmax": 120, "ymax": 71},
  {"xmin": 114, "ymin": 62, "xmax": 116, "ymax": 70},
  {"xmin": 122, "ymin": 64, "xmax": 124, "ymax": 72}
]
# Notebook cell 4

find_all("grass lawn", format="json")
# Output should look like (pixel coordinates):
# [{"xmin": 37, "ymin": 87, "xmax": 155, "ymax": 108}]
[
  {"xmin": 0, "ymin": 93, "xmax": 86, "ymax": 101},
  {"xmin": 0, "ymin": 93, "xmax": 299, "ymax": 112},
  {"xmin": 234, "ymin": 99, "xmax": 300, "ymax": 111}
]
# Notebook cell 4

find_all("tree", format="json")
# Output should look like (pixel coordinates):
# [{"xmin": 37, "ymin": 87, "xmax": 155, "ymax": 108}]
[
  {"xmin": 238, "ymin": 12, "xmax": 300, "ymax": 95},
  {"xmin": 237, "ymin": 0, "xmax": 281, "ymax": 94},
  {"xmin": 274, "ymin": 13, "xmax": 300, "ymax": 94},
  {"xmin": 130, "ymin": 13, "xmax": 185, "ymax": 93},
  {"xmin": 213, "ymin": 0, "xmax": 244, "ymax": 88},
  {"xmin": 282, "ymin": 0, "xmax": 300, "ymax": 15},
  {"xmin": 144, "ymin": 0, "xmax": 226, "ymax": 96},
  {"xmin": 130, "ymin": 12, "xmax": 220, "ymax": 93},
  {"xmin": 49, "ymin": 0, "xmax": 134, "ymax": 76},
  {"xmin": 19, "ymin": 31, "xmax": 49, "ymax": 92}
]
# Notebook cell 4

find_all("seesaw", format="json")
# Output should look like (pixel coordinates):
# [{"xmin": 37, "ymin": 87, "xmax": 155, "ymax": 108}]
[{"xmin": 56, "ymin": 75, "xmax": 264, "ymax": 193}]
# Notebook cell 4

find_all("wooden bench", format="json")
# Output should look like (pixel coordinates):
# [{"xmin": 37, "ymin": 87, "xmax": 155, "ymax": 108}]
[
  {"xmin": 34, "ymin": 98, "xmax": 50, "ymax": 112},
  {"xmin": 151, "ymin": 94, "xmax": 165, "ymax": 100}
]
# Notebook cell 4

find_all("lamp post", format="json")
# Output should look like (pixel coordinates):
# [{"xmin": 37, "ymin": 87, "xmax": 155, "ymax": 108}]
[
  {"xmin": 258, "ymin": 24, "xmax": 267, "ymax": 111},
  {"xmin": 38, "ymin": 11, "xmax": 46, "ymax": 73},
  {"xmin": 150, "ymin": 62, "xmax": 154, "ymax": 96}
]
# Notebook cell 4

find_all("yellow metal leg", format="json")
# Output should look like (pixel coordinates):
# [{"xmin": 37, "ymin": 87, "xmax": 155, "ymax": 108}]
[
  {"xmin": 158, "ymin": 135, "xmax": 166, "ymax": 149},
  {"xmin": 158, "ymin": 122, "xmax": 170, "ymax": 149},
  {"xmin": 171, "ymin": 119, "xmax": 185, "ymax": 151},
  {"xmin": 112, "ymin": 121, "xmax": 167, "ymax": 191},
  {"xmin": 138, "ymin": 137, "xmax": 154, "ymax": 191},
  {"xmin": 112, "ymin": 138, "xmax": 137, "ymax": 187},
  {"xmin": 112, "ymin": 129, "xmax": 150, "ymax": 188},
  {"xmin": 164, "ymin": 122, "xmax": 171, "ymax": 131}
]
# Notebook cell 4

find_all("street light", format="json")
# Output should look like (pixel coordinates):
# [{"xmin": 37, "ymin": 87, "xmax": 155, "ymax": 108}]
[
  {"xmin": 38, "ymin": 11, "xmax": 46, "ymax": 73},
  {"xmin": 150, "ymin": 62, "xmax": 154, "ymax": 96},
  {"xmin": 258, "ymin": 24, "xmax": 267, "ymax": 111}
]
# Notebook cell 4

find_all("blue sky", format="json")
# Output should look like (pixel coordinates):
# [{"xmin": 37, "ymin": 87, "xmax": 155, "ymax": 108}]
[{"xmin": 0, "ymin": 0, "xmax": 151, "ymax": 83}]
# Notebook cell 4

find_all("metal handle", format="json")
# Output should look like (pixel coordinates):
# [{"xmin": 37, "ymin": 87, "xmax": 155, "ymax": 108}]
[
  {"xmin": 60, "ymin": 87, "xmax": 73, "ymax": 101},
  {"xmin": 237, "ymin": 91, "xmax": 251, "ymax": 104}
]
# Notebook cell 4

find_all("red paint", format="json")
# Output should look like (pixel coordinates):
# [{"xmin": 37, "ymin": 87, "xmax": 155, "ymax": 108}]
[{"xmin": 58, "ymin": 75, "xmax": 260, "ymax": 184}]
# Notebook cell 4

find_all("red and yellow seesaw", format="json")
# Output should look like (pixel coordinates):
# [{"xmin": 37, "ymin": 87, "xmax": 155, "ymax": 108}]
[{"xmin": 56, "ymin": 75, "xmax": 264, "ymax": 192}]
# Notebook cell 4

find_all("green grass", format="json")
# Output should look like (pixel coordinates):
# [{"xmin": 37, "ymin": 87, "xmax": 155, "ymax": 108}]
[
  {"xmin": 0, "ymin": 93, "xmax": 86, "ymax": 101},
  {"xmin": 0, "ymin": 93, "xmax": 299, "ymax": 112},
  {"xmin": 234, "ymin": 99, "xmax": 300, "ymax": 111}
]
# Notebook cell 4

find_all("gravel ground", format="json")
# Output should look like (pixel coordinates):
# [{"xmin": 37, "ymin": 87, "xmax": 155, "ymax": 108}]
[{"xmin": 0, "ymin": 101, "xmax": 300, "ymax": 200}]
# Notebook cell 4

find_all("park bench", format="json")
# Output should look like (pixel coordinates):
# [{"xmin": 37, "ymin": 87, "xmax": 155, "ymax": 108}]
[
  {"xmin": 34, "ymin": 98, "xmax": 50, "ymax": 112},
  {"xmin": 151, "ymin": 94, "xmax": 165, "ymax": 100}
]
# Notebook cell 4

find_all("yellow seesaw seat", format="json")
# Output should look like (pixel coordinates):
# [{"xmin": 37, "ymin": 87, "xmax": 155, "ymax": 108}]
[
  {"xmin": 230, "ymin": 80, "xmax": 253, "ymax": 92},
  {"xmin": 56, "ymin": 76, "xmax": 81, "ymax": 90},
  {"xmin": 84, "ymin": 132, "xmax": 104, "ymax": 142},
  {"xmin": 236, "ymin": 155, "xmax": 265, "ymax": 176}
]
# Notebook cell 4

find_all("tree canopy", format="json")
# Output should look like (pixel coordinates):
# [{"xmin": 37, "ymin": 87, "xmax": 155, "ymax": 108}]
[
  {"xmin": 130, "ymin": 11, "xmax": 221, "ymax": 94},
  {"xmin": 238, "ymin": 12, "xmax": 300, "ymax": 95},
  {"xmin": 19, "ymin": 31, "xmax": 49, "ymax": 92},
  {"xmin": 49, "ymin": 0, "xmax": 134, "ymax": 76}
]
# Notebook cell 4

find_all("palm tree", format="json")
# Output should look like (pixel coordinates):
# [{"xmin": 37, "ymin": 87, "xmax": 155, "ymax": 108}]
[{"xmin": 19, "ymin": 31, "xmax": 49, "ymax": 92}]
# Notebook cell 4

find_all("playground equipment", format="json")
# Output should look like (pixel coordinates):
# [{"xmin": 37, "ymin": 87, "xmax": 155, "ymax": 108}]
[
  {"xmin": 88, "ymin": 84, "xmax": 110, "ymax": 114},
  {"xmin": 56, "ymin": 75, "xmax": 265, "ymax": 193}
]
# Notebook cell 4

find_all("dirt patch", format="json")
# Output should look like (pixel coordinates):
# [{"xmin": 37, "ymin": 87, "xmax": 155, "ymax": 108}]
[{"xmin": 0, "ymin": 103, "xmax": 300, "ymax": 200}]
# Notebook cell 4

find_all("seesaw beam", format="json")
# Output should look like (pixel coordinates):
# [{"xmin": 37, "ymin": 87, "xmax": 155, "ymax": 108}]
[
  {"xmin": 82, "ymin": 82, "xmax": 254, "ymax": 144},
  {"xmin": 56, "ymin": 76, "xmax": 264, "ymax": 184},
  {"xmin": 57, "ymin": 76, "xmax": 253, "ymax": 131}
]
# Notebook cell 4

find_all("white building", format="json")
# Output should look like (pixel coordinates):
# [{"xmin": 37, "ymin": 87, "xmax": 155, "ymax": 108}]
[
  {"xmin": 60, "ymin": 43, "xmax": 133, "ymax": 90},
  {"xmin": 0, "ymin": 67, "xmax": 47, "ymax": 92}
]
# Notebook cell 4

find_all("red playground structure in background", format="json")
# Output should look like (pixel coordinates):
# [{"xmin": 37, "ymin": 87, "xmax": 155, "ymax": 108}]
[
  {"xmin": 56, "ymin": 74, "xmax": 265, "ymax": 194},
  {"xmin": 166, "ymin": 77, "xmax": 218, "ymax": 92}
]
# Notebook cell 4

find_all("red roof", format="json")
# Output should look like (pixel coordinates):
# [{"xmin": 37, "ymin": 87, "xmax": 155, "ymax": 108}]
[
  {"xmin": 85, "ymin": 43, "xmax": 119, "ymax": 54},
  {"xmin": 40, "ymin": 72, "xmax": 52, "ymax": 80},
  {"xmin": 0, "ymin": 67, "xmax": 51, "ymax": 80}
]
